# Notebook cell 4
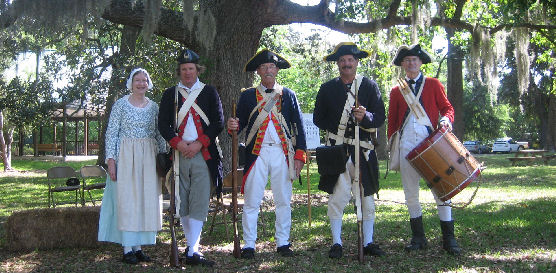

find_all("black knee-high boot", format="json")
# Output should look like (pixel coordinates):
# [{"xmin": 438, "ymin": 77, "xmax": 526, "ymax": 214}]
[
  {"xmin": 405, "ymin": 216, "xmax": 427, "ymax": 251},
  {"xmin": 440, "ymin": 220, "xmax": 462, "ymax": 255}
]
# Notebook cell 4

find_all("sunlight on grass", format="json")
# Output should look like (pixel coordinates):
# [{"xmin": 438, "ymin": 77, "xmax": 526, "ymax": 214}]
[{"xmin": 0, "ymin": 154, "xmax": 554, "ymax": 272}]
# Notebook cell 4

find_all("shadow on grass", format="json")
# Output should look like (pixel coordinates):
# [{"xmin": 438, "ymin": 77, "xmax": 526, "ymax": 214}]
[{"xmin": 0, "ymin": 197, "xmax": 553, "ymax": 272}]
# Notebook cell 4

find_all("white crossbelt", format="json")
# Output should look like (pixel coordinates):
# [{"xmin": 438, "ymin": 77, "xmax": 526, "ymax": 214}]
[
  {"xmin": 176, "ymin": 85, "xmax": 210, "ymax": 127},
  {"xmin": 325, "ymin": 74, "xmax": 376, "ymax": 151}
]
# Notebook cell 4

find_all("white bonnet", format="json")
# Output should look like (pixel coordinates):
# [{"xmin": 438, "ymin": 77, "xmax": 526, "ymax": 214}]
[{"xmin": 126, "ymin": 68, "xmax": 153, "ymax": 91}]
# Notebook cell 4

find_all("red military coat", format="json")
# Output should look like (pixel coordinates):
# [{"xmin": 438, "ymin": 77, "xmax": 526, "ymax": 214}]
[{"xmin": 387, "ymin": 77, "xmax": 454, "ymax": 141}]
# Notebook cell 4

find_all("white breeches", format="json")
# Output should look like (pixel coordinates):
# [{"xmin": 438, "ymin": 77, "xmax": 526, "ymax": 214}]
[
  {"xmin": 327, "ymin": 156, "xmax": 375, "ymax": 221},
  {"xmin": 242, "ymin": 144, "xmax": 292, "ymax": 249},
  {"xmin": 400, "ymin": 117, "xmax": 452, "ymax": 220}
]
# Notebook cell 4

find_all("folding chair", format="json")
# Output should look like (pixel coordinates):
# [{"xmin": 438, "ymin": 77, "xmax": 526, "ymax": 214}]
[
  {"xmin": 46, "ymin": 166, "xmax": 80, "ymax": 208},
  {"xmin": 79, "ymin": 165, "xmax": 107, "ymax": 206}
]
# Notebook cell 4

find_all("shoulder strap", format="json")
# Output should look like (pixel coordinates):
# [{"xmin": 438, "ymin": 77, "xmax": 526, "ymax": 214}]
[
  {"xmin": 326, "ymin": 74, "xmax": 363, "ymax": 145},
  {"xmin": 176, "ymin": 84, "xmax": 210, "ymax": 127},
  {"xmin": 397, "ymin": 77, "xmax": 432, "ymax": 128},
  {"xmin": 245, "ymin": 87, "xmax": 281, "ymax": 145}
]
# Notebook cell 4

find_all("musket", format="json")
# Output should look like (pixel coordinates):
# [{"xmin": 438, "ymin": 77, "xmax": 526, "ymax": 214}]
[
  {"xmin": 231, "ymin": 104, "xmax": 241, "ymax": 258},
  {"xmin": 354, "ymin": 79, "xmax": 364, "ymax": 263},
  {"xmin": 307, "ymin": 152, "xmax": 311, "ymax": 229},
  {"xmin": 169, "ymin": 89, "xmax": 180, "ymax": 267}
]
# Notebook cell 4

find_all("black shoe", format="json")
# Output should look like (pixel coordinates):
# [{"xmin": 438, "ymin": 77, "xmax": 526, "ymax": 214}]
[
  {"xmin": 122, "ymin": 251, "xmax": 138, "ymax": 264},
  {"xmin": 363, "ymin": 243, "xmax": 386, "ymax": 257},
  {"xmin": 134, "ymin": 250, "xmax": 151, "ymax": 262},
  {"xmin": 185, "ymin": 253, "xmax": 215, "ymax": 267},
  {"xmin": 241, "ymin": 247, "xmax": 255, "ymax": 259},
  {"xmin": 328, "ymin": 243, "xmax": 342, "ymax": 259},
  {"xmin": 277, "ymin": 244, "xmax": 294, "ymax": 257}
]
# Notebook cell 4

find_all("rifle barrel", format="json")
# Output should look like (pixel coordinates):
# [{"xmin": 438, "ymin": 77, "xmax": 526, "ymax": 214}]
[{"xmin": 231, "ymin": 104, "xmax": 241, "ymax": 258}]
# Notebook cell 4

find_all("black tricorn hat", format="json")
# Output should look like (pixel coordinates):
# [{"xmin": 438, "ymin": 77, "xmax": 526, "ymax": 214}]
[
  {"xmin": 392, "ymin": 44, "xmax": 432, "ymax": 66},
  {"xmin": 177, "ymin": 49, "xmax": 200, "ymax": 64},
  {"xmin": 323, "ymin": 42, "xmax": 370, "ymax": 62},
  {"xmin": 244, "ymin": 49, "xmax": 291, "ymax": 72}
]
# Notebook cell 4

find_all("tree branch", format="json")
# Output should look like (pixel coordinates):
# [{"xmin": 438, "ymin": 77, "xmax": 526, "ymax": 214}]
[
  {"xmin": 490, "ymin": 23, "xmax": 556, "ymax": 34},
  {"xmin": 386, "ymin": 0, "xmax": 401, "ymax": 19},
  {"xmin": 453, "ymin": 0, "xmax": 466, "ymax": 19},
  {"xmin": 101, "ymin": 0, "xmax": 193, "ymax": 45}
]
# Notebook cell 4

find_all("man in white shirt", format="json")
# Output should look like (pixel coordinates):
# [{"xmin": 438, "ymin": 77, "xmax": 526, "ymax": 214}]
[
  {"xmin": 227, "ymin": 49, "xmax": 307, "ymax": 259},
  {"xmin": 158, "ymin": 49, "xmax": 224, "ymax": 266}
]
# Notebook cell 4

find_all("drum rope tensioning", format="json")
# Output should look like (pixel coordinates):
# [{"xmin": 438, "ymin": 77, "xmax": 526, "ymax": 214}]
[{"xmin": 406, "ymin": 126, "xmax": 486, "ymax": 209}]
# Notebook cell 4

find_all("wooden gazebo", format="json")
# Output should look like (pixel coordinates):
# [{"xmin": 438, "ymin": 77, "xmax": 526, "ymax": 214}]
[{"xmin": 32, "ymin": 101, "xmax": 105, "ymax": 157}]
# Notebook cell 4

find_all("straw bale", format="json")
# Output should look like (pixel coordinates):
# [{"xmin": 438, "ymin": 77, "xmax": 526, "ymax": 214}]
[{"xmin": 5, "ymin": 207, "xmax": 101, "ymax": 251}]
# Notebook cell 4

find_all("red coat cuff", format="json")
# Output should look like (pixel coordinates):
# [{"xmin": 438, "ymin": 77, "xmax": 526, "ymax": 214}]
[
  {"xmin": 169, "ymin": 136, "xmax": 181, "ymax": 149},
  {"xmin": 197, "ymin": 134, "xmax": 210, "ymax": 148},
  {"xmin": 294, "ymin": 149, "xmax": 307, "ymax": 164}
]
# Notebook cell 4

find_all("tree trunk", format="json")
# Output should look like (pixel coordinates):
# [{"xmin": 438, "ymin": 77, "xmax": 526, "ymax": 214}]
[
  {"xmin": 17, "ymin": 128, "xmax": 24, "ymax": 156},
  {"xmin": 96, "ymin": 25, "xmax": 141, "ymax": 167},
  {"xmin": 6, "ymin": 128, "xmax": 13, "ymax": 166},
  {"xmin": 547, "ymin": 85, "xmax": 556, "ymax": 152},
  {"xmin": 0, "ymin": 110, "xmax": 13, "ymax": 171},
  {"xmin": 62, "ymin": 105, "xmax": 67, "ymax": 157},
  {"xmin": 33, "ymin": 128, "xmax": 38, "ymax": 157},
  {"xmin": 445, "ymin": 27, "xmax": 464, "ymax": 140},
  {"xmin": 203, "ymin": 1, "xmax": 265, "ymax": 173}
]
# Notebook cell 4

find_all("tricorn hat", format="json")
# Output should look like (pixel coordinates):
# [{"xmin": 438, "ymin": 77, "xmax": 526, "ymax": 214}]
[
  {"xmin": 392, "ymin": 44, "xmax": 432, "ymax": 66},
  {"xmin": 323, "ymin": 42, "xmax": 370, "ymax": 62},
  {"xmin": 177, "ymin": 49, "xmax": 200, "ymax": 64},
  {"xmin": 244, "ymin": 49, "xmax": 291, "ymax": 72}
]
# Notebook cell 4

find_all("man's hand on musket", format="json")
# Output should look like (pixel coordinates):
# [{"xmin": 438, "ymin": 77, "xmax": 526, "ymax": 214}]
[
  {"xmin": 352, "ymin": 105, "xmax": 367, "ymax": 122},
  {"xmin": 294, "ymin": 159, "xmax": 304, "ymax": 179},
  {"xmin": 227, "ymin": 117, "xmax": 239, "ymax": 131}
]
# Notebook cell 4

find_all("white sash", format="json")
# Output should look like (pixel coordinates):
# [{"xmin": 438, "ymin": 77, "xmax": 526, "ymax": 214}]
[
  {"xmin": 398, "ymin": 77, "xmax": 432, "ymax": 128},
  {"xmin": 245, "ymin": 85, "xmax": 283, "ymax": 145},
  {"xmin": 176, "ymin": 84, "xmax": 210, "ymax": 128},
  {"xmin": 325, "ymin": 75, "xmax": 375, "ymax": 150}
]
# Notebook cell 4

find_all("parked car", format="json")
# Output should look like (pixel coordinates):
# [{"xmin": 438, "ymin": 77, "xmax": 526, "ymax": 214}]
[
  {"xmin": 463, "ymin": 140, "xmax": 490, "ymax": 154},
  {"xmin": 491, "ymin": 137, "xmax": 525, "ymax": 153}
]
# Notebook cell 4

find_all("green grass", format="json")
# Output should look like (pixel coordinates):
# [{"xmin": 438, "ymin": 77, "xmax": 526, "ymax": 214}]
[{"xmin": 0, "ymin": 154, "xmax": 555, "ymax": 272}]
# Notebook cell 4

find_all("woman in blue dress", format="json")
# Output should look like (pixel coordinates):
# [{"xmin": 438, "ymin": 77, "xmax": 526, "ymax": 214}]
[{"xmin": 98, "ymin": 68, "xmax": 167, "ymax": 264}]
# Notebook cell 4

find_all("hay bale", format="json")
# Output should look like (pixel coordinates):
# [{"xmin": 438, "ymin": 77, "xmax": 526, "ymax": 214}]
[{"xmin": 5, "ymin": 207, "xmax": 101, "ymax": 251}]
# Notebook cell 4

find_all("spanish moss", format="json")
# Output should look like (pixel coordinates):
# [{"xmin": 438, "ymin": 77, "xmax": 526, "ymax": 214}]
[
  {"xmin": 417, "ymin": 1, "xmax": 432, "ymax": 38},
  {"xmin": 410, "ymin": 0, "xmax": 418, "ymax": 44},
  {"xmin": 182, "ymin": 0, "xmax": 194, "ymax": 30},
  {"xmin": 513, "ymin": 27, "xmax": 530, "ymax": 112},
  {"xmin": 6, "ymin": 0, "xmax": 110, "ymax": 29},
  {"xmin": 490, "ymin": 30, "xmax": 509, "ymax": 103},
  {"xmin": 196, "ymin": 8, "xmax": 216, "ymax": 51},
  {"xmin": 469, "ymin": 25, "xmax": 483, "ymax": 84},
  {"xmin": 141, "ymin": 0, "xmax": 161, "ymax": 43},
  {"xmin": 479, "ymin": 29, "xmax": 496, "ymax": 102}
]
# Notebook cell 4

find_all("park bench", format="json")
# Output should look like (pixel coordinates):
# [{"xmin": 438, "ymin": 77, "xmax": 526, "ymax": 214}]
[
  {"xmin": 86, "ymin": 143, "xmax": 99, "ymax": 154},
  {"xmin": 37, "ymin": 144, "xmax": 62, "ymax": 155},
  {"xmin": 507, "ymin": 149, "xmax": 546, "ymax": 166},
  {"xmin": 507, "ymin": 156, "xmax": 537, "ymax": 166}
]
